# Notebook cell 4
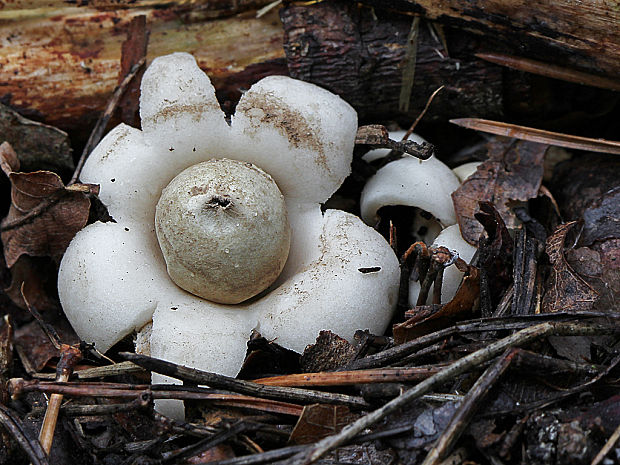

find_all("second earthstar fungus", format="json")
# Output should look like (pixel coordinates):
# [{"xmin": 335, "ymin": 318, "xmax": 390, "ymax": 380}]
[
  {"xmin": 360, "ymin": 151, "xmax": 477, "ymax": 305},
  {"xmin": 57, "ymin": 53, "xmax": 400, "ymax": 416}
]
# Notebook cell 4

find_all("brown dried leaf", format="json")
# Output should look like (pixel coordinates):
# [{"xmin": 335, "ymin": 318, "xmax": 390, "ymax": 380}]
[
  {"xmin": 566, "ymin": 239, "xmax": 620, "ymax": 312},
  {"xmin": 187, "ymin": 444, "xmax": 236, "ymax": 464},
  {"xmin": 300, "ymin": 331, "xmax": 357, "ymax": 373},
  {"xmin": 5, "ymin": 256, "xmax": 59, "ymax": 310},
  {"xmin": 0, "ymin": 144, "xmax": 98, "ymax": 267},
  {"xmin": 0, "ymin": 104, "xmax": 73, "ymax": 173},
  {"xmin": 14, "ymin": 318, "xmax": 79, "ymax": 372},
  {"xmin": 452, "ymin": 138, "xmax": 546, "ymax": 245},
  {"xmin": 394, "ymin": 264, "xmax": 479, "ymax": 343},
  {"xmin": 289, "ymin": 404, "xmax": 357, "ymax": 445},
  {"xmin": 581, "ymin": 187, "xmax": 620, "ymax": 245},
  {"xmin": 542, "ymin": 221, "xmax": 598, "ymax": 312},
  {"xmin": 475, "ymin": 202, "xmax": 514, "ymax": 312}
]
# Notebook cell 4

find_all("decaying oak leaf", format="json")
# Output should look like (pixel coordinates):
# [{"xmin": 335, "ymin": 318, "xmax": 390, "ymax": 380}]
[
  {"xmin": 394, "ymin": 263, "xmax": 479, "ymax": 343},
  {"xmin": 452, "ymin": 137, "xmax": 547, "ymax": 245},
  {"xmin": 475, "ymin": 202, "xmax": 514, "ymax": 313},
  {"xmin": 0, "ymin": 104, "xmax": 74, "ymax": 174},
  {"xmin": 0, "ymin": 142, "xmax": 98, "ymax": 268},
  {"xmin": 300, "ymin": 331, "xmax": 358, "ymax": 373},
  {"xmin": 14, "ymin": 317, "xmax": 79, "ymax": 372},
  {"xmin": 542, "ymin": 221, "xmax": 598, "ymax": 312},
  {"xmin": 5, "ymin": 256, "xmax": 59, "ymax": 311},
  {"xmin": 289, "ymin": 404, "xmax": 357, "ymax": 445}
]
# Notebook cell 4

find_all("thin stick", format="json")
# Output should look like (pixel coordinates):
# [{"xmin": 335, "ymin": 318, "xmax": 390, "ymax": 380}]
[
  {"xmin": 252, "ymin": 365, "xmax": 443, "ymax": 387},
  {"xmin": 120, "ymin": 352, "xmax": 370, "ymax": 409},
  {"xmin": 0, "ymin": 404, "xmax": 49, "ymax": 465},
  {"xmin": 421, "ymin": 348, "xmax": 515, "ymax": 465},
  {"xmin": 37, "ymin": 345, "xmax": 82, "ymax": 455},
  {"xmin": 341, "ymin": 312, "xmax": 620, "ymax": 371},
  {"xmin": 399, "ymin": 16, "xmax": 420, "ymax": 112},
  {"xmin": 475, "ymin": 52, "xmax": 620, "ymax": 92},
  {"xmin": 403, "ymin": 85, "xmax": 444, "ymax": 138},
  {"xmin": 277, "ymin": 321, "xmax": 618, "ymax": 465},
  {"xmin": 450, "ymin": 118, "xmax": 620, "ymax": 155},
  {"xmin": 70, "ymin": 59, "xmax": 145, "ymax": 185},
  {"xmin": 591, "ymin": 422, "xmax": 620, "ymax": 465}
]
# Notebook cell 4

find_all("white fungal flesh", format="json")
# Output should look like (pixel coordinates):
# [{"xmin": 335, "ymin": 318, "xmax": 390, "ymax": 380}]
[
  {"xmin": 155, "ymin": 159, "xmax": 290, "ymax": 304},
  {"xmin": 58, "ymin": 222, "xmax": 167, "ymax": 352},
  {"xmin": 452, "ymin": 161, "xmax": 481, "ymax": 183},
  {"xmin": 359, "ymin": 156, "xmax": 479, "ymax": 306},
  {"xmin": 360, "ymin": 155, "xmax": 461, "ymax": 227},
  {"xmin": 230, "ymin": 76, "xmax": 358, "ymax": 204},
  {"xmin": 58, "ymin": 53, "xmax": 401, "ymax": 419}
]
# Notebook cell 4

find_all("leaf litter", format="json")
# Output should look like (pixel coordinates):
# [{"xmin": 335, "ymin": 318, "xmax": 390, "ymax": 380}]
[{"xmin": 0, "ymin": 9, "xmax": 619, "ymax": 465}]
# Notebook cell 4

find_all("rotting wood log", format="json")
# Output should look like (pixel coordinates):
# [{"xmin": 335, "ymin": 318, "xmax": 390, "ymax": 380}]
[
  {"xmin": 281, "ymin": 1, "xmax": 619, "ymax": 132},
  {"xmin": 354, "ymin": 0, "xmax": 620, "ymax": 80},
  {"xmin": 0, "ymin": 0, "xmax": 286, "ymax": 132},
  {"xmin": 281, "ymin": 2, "xmax": 505, "ymax": 123}
]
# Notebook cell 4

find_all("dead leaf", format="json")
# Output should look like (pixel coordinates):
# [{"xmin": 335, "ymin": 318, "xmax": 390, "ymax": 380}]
[
  {"xmin": 289, "ymin": 404, "xmax": 357, "ymax": 445},
  {"xmin": 394, "ymin": 264, "xmax": 479, "ymax": 343},
  {"xmin": 581, "ymin": 187, "xmax": 620, "ymax": 246},
  {"xmin": 0, "ymin": 104, "xmax": 74, "ymax": 174},
  {"xmin": 14, "ymin": 318, "xmax": 79, "ymax": 373},
  {"xmin": 475, "ymin": 202, "xmax": 514, "ymax": 312},
  {"xmin": 0, "ymin": 142, "xmax": 98, "ymax": 267},
  {"xmin": 300, "ymin": 331, "xmax": 358, "ymax": 372},
  {"xmin": 566, "ymin": 241, "xmax": 620, "ymax": 312},
  {"xmin": 5, "ymin": 256, "xmax": 59, "ymax": 311},
  {"xmin": 378, "ymin": 401, "xmax": 460, "ymax": 464},
  {"xmin": 542, "ymin": 221, "xmax": 598, "ymax": 312},
  {"xmin": 452, "ymin": 138, "xmax": 547, "ymax": 245},
  {"xmin": 187, "ymin": 444, "xmax": 236, "ymax": 464}
]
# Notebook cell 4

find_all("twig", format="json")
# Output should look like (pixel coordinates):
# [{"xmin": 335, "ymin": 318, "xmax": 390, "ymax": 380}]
[
  {"xmin": 450, "ymin": 118, "xmax": 620, "ymax": 155},
  {"xmin": 153, "ymin": 421, "xmax": 260, "ymax": 465},
  {"xmin": 10, "ymin": 381, "xmax": 304, "ymax": 416},
  {"xmin": 341, "ymin": 312, "xmax": 620, "ymax": 371},
  {"xmin": 0, "ymin": 404, "xmax": 49, "ymax": 465},
  {"xmin": 403, "ymin": 85, "xmax": 444, "ymax": 137},
  {"xmin": 38, "ymin": 345, "xmax": 82, "ymax": 454},
  {"xmin": 276, "ymin": 321, "xmax": 619, "ymax": 465},
  {"xmin": 120, "ymin": 352, "xmax": 370, "ymax": 409},
  {"xmin": 475, "ymin": 52, "xmax": 620, "ymax": 92},
  {"xmin": 70, "ymin": 59, "xmax": 145, "ymax": 185},
  {"xmin": 33, "ymin": 361, "xmax": 144, "ymax": 380},
  {"xmin": 31, "ymin": 393, "xmax": 152, "ymax": 417},
  {"xmin": 399, "ymin": 16, "xmax": 420, "ymax": 112},
  {"xmin": 252, "ymin": 365, "xmax": 444, "ymax": 387},
  {"xmin": 591, "ymin": 421, "xmax": 620, "ymax": 465},
  {"xmin": 421, "ymin": 348, "xmax": 515, "ymax": 465},
  {"xmin": 210, "ymin": 425, "xmax": 418, "ymax": 465},
  {"xmin": 20, "ymin": 285, "xmax": 83, "ymax": 454}
]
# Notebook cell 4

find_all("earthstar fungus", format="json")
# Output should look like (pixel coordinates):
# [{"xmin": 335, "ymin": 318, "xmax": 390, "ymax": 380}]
[
  {"xmin": 58, "ymin": 53, "xmax": 400, "ymax": 412},
  {"xmin": 360, "ymin": 154, "xmax": 476, "ymax": 304}
]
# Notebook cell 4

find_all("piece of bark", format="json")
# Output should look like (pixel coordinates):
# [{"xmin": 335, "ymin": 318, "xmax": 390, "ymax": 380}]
[
  {"xmin": 0, "ymin": 1, "xmax": 285, "ymax": 132},
  {"xmin": 354, "ymin": 0, "xmax": 620, "ymax": 80},
  {"xmin": 281, "ymin": 2, "xmax": 504, "ymax": 122}
]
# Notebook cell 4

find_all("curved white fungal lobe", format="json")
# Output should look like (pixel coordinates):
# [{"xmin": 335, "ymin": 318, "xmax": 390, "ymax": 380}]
[
  {"xmin": 155, "ymin": 159, "xmax": 291, "ymax": 304},
  {"xmin": 360, "ymin": 156, "xmax": 461, "ymax": 227}
]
